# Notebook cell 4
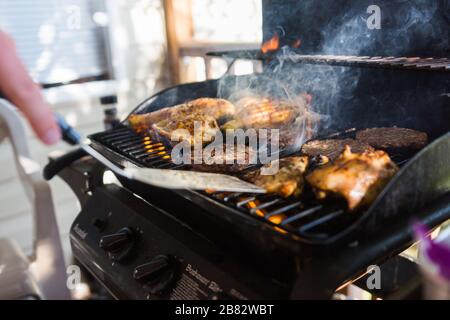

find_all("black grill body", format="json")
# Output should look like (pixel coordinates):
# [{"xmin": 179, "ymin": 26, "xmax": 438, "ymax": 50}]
[{"xmin": 64, "ymin": 157, "xmax": 450, "ymax": 299}]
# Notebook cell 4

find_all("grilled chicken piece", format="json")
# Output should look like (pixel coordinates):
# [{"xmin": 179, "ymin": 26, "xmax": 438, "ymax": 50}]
[
  {"xmin": 128, "ymin": 98, "xmax": 236, "ymax": 132},
  {"xmin": 128, "ymin": 104, "xmax": 182, "ymax": 132},
  {"xmin": 356, "ymin": 127, "xmax": 428, "ymax": 150},
  {"xmin": 301, "ymin": 139, "xmax": 374, "ymax": 161},
  {"xmin": 221, "ymin": 97, "xmax": 305, "ymax": 130},
  {"xmin": 246, "ymin": 156, "xmax": 309, "ymax": 198},
  {"xmin": 306, "ymin": 146, "xmax": 398, "ymax": 210},
  {"xmin": 151, "ymin": 113, "xmax": 219, "ymax": 146},
  {"xmin": 186, "ymin": 98, "xmax": 236, "ymax": 121},
  {"xmin": 189, "ymin": 145, "xmax": 257, "ymax": 174}
]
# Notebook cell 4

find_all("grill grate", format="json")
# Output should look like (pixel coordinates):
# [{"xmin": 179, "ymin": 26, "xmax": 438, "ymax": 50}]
[
  {"xmin": 207, "ymin": 50, "xmax": 450, "ymax": 73},
  {"xmin": 89, "ymin": 125, "xmax": 415, "ymax": 242},
  {"xmin": 280, "ymin": 55, "xmax": 450, "ymax": 72}
]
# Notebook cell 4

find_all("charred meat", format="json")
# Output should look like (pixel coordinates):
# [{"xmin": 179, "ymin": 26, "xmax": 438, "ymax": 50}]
[
  {"xmin": 301, "ymin": 139, "xmax": 374, "ymax": 161},
  {"xmin": 128, "ymin": 98, "xmax": 236, "ymax": 145},
  {"xmin": 246, "ymin": 156, "xmax": 309, "ymax": 198},
  {"xmin": 151, "ymin": 114, "xmax": 220, "ymax": 146},
  {"xmin": 221, "ymin": 97, "xmax": 306, "ymax": 130},
  {"xmin": 128, "ymin": 105, "xmax": 180, "ymax": 131},
  {"xmin": 356, "ymin": 127, "xmax": 428, "ymax": 150},
  {"xmin": 189, "ymin": 145, "xmax": 257, "ymax": 174},
  {"xmin": 186, "ymin": 98, "xmax": 236, "ymax": 122},
  {"xmin": 306, "ymin": 146, "xmax": 398, "ymax": 210},
  {"xmin": 128, "ymin": 98, "xmax": 236, "ymax": 132}
]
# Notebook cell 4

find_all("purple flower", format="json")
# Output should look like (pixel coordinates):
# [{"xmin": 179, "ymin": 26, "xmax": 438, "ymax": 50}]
[{"xmin": 413, "ymin": 223, "xmax": 450, "ymax": 281}]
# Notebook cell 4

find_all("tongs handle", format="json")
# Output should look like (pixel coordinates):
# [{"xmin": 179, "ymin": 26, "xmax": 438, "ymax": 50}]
[{"xmin": 54, "ymin": 113, "xmax": 81, "ymax": 145}]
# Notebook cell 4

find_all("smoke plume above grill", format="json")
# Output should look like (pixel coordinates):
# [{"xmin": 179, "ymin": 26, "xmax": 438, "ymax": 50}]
[
  {"xmin": 263, "ymin": 0, "xmax": 450, "ymax": 57},
  {"xmin": 216, "ymin": 63, "xmax": 325, "ymax": 152},
  {"xmin": 215, "ymin": 43, "xmax": 362, "ymax": 151},
  {"xmin": 231, "ymin": 0, "xmax": 450, "ymax": 138},
  {"xmin": 320, "ymin": 0, "xmax": 449, "ymax": 57}
]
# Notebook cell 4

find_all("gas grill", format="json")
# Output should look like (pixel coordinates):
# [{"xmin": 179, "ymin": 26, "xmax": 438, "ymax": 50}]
[
  {"xmin": 46, "ymin": 0, "xmax": 450, "ymax": 299},
  {"xmin": 87, "ymin": 121, "xmax": 416, "ymax": 250}
]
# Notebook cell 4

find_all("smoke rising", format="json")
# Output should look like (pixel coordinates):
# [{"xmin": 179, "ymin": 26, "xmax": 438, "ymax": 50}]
[
  {"xmin": 320, "ymin": 0, "xmax": 448, "ymax": 57},
  {"xmin": 214, "ymin": 0, "xmax": 450, "ymax": 146},
  {"xmin": 216, "ymin": 43, "xmax": 363, "ymax": 151},
  {"xmin": 216, "ymin": 63, "xmax": 325, "ymax": 152}
]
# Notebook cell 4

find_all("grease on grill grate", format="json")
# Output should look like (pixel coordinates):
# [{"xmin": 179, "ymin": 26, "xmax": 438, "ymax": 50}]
[{"xmin": 90, "ymin": 126, "xmax": 415, "ymax": 242}]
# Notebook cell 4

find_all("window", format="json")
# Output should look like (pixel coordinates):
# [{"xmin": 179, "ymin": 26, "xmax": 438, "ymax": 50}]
[
  {"xmin": 0, "ymin": 0, "xmax": 111, "ymax": 87},
  {"xmin": 167, "ymin": 0, "xmax": 262, "ymax": 83},
  {"xmin": 191, "ymin": 0, "xmax": 262, "ymax": 42}
]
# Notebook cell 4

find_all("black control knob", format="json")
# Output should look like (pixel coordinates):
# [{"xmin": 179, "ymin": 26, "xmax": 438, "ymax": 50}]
[
  {"xmin": 99, "ymin": 227, "xmax": 135, "ymax": 261},
  {"xmin": 133, "ymin": 255, "xmax": 178, "ymax": 295}
]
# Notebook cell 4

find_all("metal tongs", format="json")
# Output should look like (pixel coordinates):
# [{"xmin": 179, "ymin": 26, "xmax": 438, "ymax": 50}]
[
  {"xmin": 81, "ymin": 142, "xmax": 266, "ymax": 193},
  {"xmin": 45, "ymin": 141, "xmax": 266, "ymax": 193},
  {"xmin": 44, "ymin": 112, "xmax": 265, "ymax": 193}
]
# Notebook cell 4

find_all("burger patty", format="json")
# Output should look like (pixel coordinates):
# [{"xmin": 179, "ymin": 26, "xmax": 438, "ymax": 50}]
[
  {"xmin": 301, "ymin": 139, "xmax": 374, "ymax": 161},
  {"xmin": 356, "ymin": 127, "xmax": 428, "ymax": 150}
]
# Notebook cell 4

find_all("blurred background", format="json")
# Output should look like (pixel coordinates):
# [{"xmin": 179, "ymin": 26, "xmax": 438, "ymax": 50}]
[{"xmin": 0, "ymin": 0, "xmax": 262, "ymax": 261}]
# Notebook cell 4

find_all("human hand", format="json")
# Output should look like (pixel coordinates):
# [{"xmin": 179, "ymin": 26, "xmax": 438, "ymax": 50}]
[{"xmin": 0, "ymin": 31, "xmax": 61, "ymax": 145}]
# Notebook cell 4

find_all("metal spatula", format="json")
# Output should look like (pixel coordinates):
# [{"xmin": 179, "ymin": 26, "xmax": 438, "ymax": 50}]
[
  {"xmin": 82, "ymin": 143, "xmax": 266, "ymax": 194},
  {"xmin": 125, "ymin": 167, "xmax": 266, "ymax": 193}
]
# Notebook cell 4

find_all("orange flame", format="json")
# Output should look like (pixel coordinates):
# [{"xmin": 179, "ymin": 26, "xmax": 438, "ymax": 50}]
[
  {"xmin": 247, "ymin": 201, "xmax": 265, "ymax": 217},
  {"xmin": 261, "ymin": 33, "xmax": 280, "ymax": 54}
]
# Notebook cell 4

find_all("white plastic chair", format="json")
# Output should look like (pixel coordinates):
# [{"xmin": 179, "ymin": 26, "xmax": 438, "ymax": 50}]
[{"xmin": 0, "ymin": 98, "xmax": 70, "ymax": 299}]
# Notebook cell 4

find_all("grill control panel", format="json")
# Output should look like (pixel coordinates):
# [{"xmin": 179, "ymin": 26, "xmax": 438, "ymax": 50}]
[{"xmin": 70, "ymin": 184, "xmax": 285, "ymax": 300}]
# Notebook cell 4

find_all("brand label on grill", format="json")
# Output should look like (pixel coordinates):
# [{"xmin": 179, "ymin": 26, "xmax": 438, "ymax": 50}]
[
  {"xmin": 185, "ymin": 264, "xmax": 210, "ymax": 286},
  {"xmin": 170, "ymin": 264, "xmax": 224, "ymax": 300}
]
